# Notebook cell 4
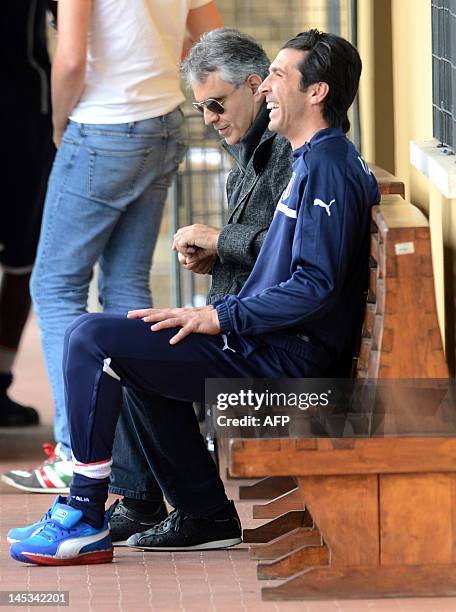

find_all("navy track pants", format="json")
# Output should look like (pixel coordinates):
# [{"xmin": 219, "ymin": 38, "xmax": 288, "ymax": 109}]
[{"xmin": 63, "ymin": 313, "xmax": 312, "ymax": 516}]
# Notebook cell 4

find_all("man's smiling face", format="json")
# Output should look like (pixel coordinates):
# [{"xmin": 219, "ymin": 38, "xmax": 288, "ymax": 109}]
[
  {"xmin": 259, "ymin": 48, "xmax": 313, "ymax": 145},
  {"xmin": 192, "ymin": 71, "xmax": 260, "ymax": 145}
]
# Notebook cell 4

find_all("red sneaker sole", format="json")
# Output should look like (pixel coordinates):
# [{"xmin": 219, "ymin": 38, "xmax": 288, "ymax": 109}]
[{"xmin": 21, "ymin": 549, "xmax": 113, "ymax": 566}]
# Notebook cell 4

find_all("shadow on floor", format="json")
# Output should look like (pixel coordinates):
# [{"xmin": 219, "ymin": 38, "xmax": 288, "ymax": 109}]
[{"xmin": 0, "ymin": 424, "xmax": 53, "ymax": 461}]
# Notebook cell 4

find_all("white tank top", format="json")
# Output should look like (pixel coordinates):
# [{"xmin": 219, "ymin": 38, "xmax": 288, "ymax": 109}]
[{"xmin": 69, "ymin": 0, "xmax": 210, "ymax": 124}]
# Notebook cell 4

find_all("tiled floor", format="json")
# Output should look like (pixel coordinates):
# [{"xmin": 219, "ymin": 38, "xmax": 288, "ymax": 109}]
[{"xmin": 1, "ymin": 317, "xmax": 456, "ymax": 611}]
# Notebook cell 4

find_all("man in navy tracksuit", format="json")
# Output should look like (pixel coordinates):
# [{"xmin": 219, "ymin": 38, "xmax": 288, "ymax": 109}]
[{"xmin": 10, "ymin": 29, "xmax": 380, "ymax": 565}]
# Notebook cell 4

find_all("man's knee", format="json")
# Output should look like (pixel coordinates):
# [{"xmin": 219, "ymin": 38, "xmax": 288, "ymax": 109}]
[
  {"xmin": 29, "ymin": 267, "xmax": 42, "ymax": 312},
  {"xmin": 30, "ymin": 267, "xmax": 62, "ymax": 314},
  {"xmin": 64, "ymin": 312, "xmax": 99, "ymax": 346},
  {"xmin": 65, "ymin": 313, "xmax": 107, "ymax": 361}
]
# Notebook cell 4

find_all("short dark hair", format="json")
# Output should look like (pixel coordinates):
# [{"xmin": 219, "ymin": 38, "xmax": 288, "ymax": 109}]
[{"xmin": 282, "ymin": 29, "xmax": 362, "ymax": 133}]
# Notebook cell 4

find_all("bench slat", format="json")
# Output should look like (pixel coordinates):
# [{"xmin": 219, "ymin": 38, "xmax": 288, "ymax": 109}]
[{"xmin": 229, "ymin": 437, "xmax": 456, "ymax": 477}]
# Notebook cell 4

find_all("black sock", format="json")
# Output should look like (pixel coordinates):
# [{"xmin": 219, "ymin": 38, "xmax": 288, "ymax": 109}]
[
  {"xmin": 68, "ymin": 473, "xmax": 110, "ymax": 529},
  {"xmin": 123, "ymin": 497, "xmax": 164, "ymax": 515}
]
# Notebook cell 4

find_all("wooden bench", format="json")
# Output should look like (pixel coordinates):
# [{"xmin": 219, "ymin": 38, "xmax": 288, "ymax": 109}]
[
  {"xmin": 370, "ymin": 163, "xmax": 405, "ymax": 198},
  {"xmin": 226, "ymin": 199, "xmax": 454, "ymax": 600}
]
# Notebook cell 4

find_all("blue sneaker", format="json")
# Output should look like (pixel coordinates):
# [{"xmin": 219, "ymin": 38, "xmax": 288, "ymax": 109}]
[
  {"xmin": 7, "ymin": 496, "xmax": 63, "ymax": 544},
  {"xmin": 10, "ymin": 499, "xmax": 113, "ymax": 566}
]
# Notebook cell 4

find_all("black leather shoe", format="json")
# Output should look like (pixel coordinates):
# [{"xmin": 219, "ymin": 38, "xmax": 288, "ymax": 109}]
[
  {"xmin": 107, "ymin": 499, "xmax": 168, "ymax": 546},
  {"xmin": 126, "ymin": 500, "xmax": 242, "ymax": 551}
]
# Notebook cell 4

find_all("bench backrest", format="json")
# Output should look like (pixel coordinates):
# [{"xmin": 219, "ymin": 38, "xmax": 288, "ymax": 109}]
[
  {"xmin": 357, "ymin": 195, "xmax": 448, "ymax": 379},
  {"xmin": 370, "ymin": 164, "xmax": 405, "ymax": 199}
]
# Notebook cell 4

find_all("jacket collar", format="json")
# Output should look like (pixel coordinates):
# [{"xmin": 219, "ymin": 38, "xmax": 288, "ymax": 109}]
[
  {"xmin": 222, "ymin": 104, "xmax": 275, "ymax": 172},
  {"xmin": 292, "ymin": 126, "xmax": 345, "ymax": 158}
]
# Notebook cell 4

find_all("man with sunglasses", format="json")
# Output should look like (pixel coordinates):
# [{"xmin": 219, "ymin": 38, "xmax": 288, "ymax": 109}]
[
  {"xmin": 171, "ymin": 28, "xmax": 293, "ymax": 297},
  {"xmin": 9, "ymin": 29, "xmax": 379, "ymax": 566},
  {"xmin": 106, "ymin": 28, "xmax": 293, "ymax": 546}
]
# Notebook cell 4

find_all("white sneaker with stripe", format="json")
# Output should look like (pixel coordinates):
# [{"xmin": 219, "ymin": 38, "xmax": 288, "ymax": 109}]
[{"xmin": 1, "ymin": 443, "xmax": 72, "ymax": 493}]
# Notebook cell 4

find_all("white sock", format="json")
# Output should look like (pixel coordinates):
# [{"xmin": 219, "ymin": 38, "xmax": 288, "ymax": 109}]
[{"xmin": 72, "ymin": 453, "xmax": 113, "ymax": 479}]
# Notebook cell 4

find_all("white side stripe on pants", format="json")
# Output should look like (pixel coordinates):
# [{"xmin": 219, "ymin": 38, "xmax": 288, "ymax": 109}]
[{"xmin": 103, "ymin": 357, "xmax": 120, "ymax": 381}]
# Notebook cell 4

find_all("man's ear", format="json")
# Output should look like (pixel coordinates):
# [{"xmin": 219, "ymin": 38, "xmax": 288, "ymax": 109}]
[
  {"xmin": 309, "ymin": 81, "xmax": 329, "ymax": 105},
  {"xmin": 246, "ymin": 74, "xmax": 264, "ymax": 94}
]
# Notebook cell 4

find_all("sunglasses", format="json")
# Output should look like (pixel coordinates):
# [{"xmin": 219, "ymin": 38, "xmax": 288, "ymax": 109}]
[{"xmin": 192, "ymin": 97, "xmax": 226, "ymax": 115}]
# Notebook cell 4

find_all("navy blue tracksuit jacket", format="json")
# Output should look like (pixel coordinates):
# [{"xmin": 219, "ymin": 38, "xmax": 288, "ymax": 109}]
[{"xmin": 216, "ymin": 127, "xmax": 381, "ymax": 372}]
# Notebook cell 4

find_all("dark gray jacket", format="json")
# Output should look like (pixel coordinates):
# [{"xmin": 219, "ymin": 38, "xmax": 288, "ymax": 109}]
[{"xmin": 207, "ymin": 110, "xmax": 293, "ymax": 304}]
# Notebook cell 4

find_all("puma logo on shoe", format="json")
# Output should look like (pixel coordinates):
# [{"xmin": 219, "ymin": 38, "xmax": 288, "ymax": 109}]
[{"xmin": 313, "ymin": 198, "xmax": 335, "ymax": 216}]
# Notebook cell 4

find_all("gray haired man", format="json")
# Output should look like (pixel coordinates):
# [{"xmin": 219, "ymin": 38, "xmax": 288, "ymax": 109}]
[{"xmin": 104, "ymin": 28, "xmax": 293, "ymax": 549}]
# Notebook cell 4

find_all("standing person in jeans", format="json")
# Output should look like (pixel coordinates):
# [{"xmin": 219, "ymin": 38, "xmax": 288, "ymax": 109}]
[
  {"xmin": 1, "ymin": 0, "xmax": 222, "ymax": 493},
  {"xmin": 107, "ymin": 29, "xmax": 293, "ymax": 544},
  {"xmin": 0, "ymin": 0, "xmax": 55, "ymax": 427}
]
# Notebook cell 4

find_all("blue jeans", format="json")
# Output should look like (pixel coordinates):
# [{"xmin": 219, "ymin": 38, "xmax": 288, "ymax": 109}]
[{"xmin": 30, "ymin": 110, "xmax": 186, "ymax": 457}]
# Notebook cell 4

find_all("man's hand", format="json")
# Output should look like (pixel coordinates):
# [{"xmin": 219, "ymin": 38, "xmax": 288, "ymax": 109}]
[
  {"xmin": 178, "ymin": 250, "xmax": 216, "ymax": 274},
  {"xmin": 127, "ymin": 305, "xmax": 221, "ymax": 344},
  {"xmin": 172, "ymin": 224, "xmax": 221, "ymax": 256}
]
